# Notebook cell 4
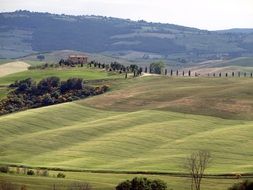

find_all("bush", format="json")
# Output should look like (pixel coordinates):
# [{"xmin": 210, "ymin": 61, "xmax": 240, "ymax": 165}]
[
  {"xmin": 27, "ymin": 170, "xmax": 35, "ymax": 175},
  {"xmin": 0, "ymin": 165, "xmax": 9, "ymax": 173},
  {"xmin": 67, "ymin": 183, "xmax": 92, "ymax": 190},
  {"xmin": 116, "ymin": 180, "xmax": 131, "ymax": 190},
  {"xmin": 116, "ymin": 177, "xmax": 167, "ymax": 190},
  {"xmin": 41, "ymin": 170, "xmax": 49, "ymax": 177},
  {"xmin": 150, "ymin": 61, "xmax": 165, "ymax": 74},
  {"xmin": 228, "ymin": 180, "xmax": 253, "ymax": 190},
  {"xmin": 57, "ymin": 172, "xmax": 66, "ymax": 178}
]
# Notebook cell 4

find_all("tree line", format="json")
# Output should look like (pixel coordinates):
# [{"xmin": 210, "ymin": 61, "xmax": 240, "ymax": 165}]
[{"xmin": 0, "ymin": 77, "xmax": 108, "ymax": 115}]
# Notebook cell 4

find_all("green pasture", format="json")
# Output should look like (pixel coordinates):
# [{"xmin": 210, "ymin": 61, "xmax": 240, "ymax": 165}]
[
  {"xmin": 0, "ymin": 172, "xmax": 249, "ymax": 190},
  {"xmin": 0, "ymin": 102, "xmax": 252, "ymax": 174},
  {"xmin": 0, "ymin": 67, "xmax": 123, "ymax": 86}
]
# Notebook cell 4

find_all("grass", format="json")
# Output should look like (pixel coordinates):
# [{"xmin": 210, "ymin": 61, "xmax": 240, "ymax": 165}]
[
  {"xmin": 0, "ymin": 59, "xmax": 12, "ymax": 65},
  {"xmin": 82, "ymin": 76, "xmax": 253, "ymax": 120},
  {"xmin": 1, "ymin": 172, "xmax": 250, "ymax": 190},
  {"xmin": 0, "ymin": 67, "xmax": 123, "ymax": 86},
  {"xmin": 0, "ymin": 102, "xmax": 253, "ymax": 174},
  {"xmin": 0, "ymin": 61, "xmax": 30, "ymax": 78},
  {"xmin": 217, "ymin": 57, "xmax": 253, "ymax": 67},
  {"xmin": 0, "ymin": 72, "xmax": 253, "ymax": 189}
]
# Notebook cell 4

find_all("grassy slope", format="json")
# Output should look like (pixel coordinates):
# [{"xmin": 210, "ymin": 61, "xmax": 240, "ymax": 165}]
[
  {"xmin": 0, "ymin": 172, "xmax": 246, "ymax": 190},
  {"xmin": 83, "ymin": 76, "xmax": 253, "ymax": 120},
  {"xmin": 188, "ymin": 57, "xmax": 253, "ymax": 74},
  {"xmin": 0, "ymin": 61, "xmax": 30, "ymax": 78},
  {"xmin": 1, "ymin": 73, "xmax": 253, "ymax": 189},
  {"xmin": 0, "ymin": 100, "xmax": 253, "ymax": 173},
  {"xmin": 0, "ymin": 67, "xmax": 122, "ymax": 86},
  {"xmin": 20, "ymin": 50, "xmax": 138, "ymax": 66}
]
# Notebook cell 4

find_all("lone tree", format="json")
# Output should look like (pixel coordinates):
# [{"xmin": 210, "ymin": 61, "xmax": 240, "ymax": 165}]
[
  {"xmin": 150, "ymin": 61, "xmax": 165, "ymax": 74},
  {"xmin": 186, "ymin": 150, "xmax": 211, "ymax": 190},
  {"xmin": 37, "ymin": 55, "xmax": 45, "ymax": 61}
]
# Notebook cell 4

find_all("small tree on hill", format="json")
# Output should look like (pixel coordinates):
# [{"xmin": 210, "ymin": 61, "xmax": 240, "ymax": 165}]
[
  {"xmin": 150, "ymin": 61, "xmax": 165, "ymax": 74},
  {"xmin": 37, "ymin": 55, "xmax": 45, "ymax": 61},
  {"xmin": 185, "ymin": 150, "xmax": 211, "ymax": 190}
]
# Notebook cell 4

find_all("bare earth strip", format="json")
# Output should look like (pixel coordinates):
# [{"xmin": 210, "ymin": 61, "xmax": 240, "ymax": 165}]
[{"xmin": 0, "ymin": 61, "xmax": 30, "ymax": 77}]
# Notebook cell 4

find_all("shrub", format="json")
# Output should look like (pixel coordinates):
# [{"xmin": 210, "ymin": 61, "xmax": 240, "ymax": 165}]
[
  {"xmin": 41, "ymin": 170, "xmax": 49, "ymax": 177},
  {"xmin": 228, "ymin": 180, "xmax": 253, "ymax": 190},
  {"xmin": 116, "ymin": 177, "xmax": 167, "ymax": 190},
  {"xmin": 57, "ymin": 172, "xmax": 66, "ymax": 178},
  {"xmin": 0, "ymin": 165, "xmax": 9, "ymax": 173},
  {"xmin": 67, "ymin": 183, "xmax": 92, "ymax": 190},
  {"xmin": 150, "ymin": 61, "xmax": 165, "ymax": 74},
  {"xmin": 27, "ymin": 170, "xmax": 35, "ymax": 175},
  {"xmin": 116, "ymin": 180, "xmax": 131, "ymax": 190}
]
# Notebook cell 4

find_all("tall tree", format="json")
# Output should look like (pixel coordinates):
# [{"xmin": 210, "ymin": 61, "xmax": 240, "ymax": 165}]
[{"xmin": 150, "ymin": 61, "xmax": 165, "ymax": 74}]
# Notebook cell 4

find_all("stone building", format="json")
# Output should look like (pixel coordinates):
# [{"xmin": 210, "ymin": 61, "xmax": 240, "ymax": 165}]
[{"xmin": 67, "ymin": 55, "xmax": 88, "ymax": 64}]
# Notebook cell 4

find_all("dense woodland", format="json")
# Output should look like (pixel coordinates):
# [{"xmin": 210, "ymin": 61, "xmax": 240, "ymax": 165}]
[{"xmin": 0, "ymin": 77, "xmax": 108, "ymax": 115}]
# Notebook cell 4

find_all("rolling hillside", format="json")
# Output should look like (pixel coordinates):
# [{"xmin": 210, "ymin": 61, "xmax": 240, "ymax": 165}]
[
  {"xmin": 187, "ymin": 57, "xmax": 253, "ymax": 74},
  {"xmin": 0, "ymin": 101, "xmax": 253, "ymax": 174},
  {"xmin": 0, "ymin": 76, "xmax": 253, "ymax": 175},
  {"xmin": 1, "ymin": 11, "xmax": 253, "ymax": 65}
]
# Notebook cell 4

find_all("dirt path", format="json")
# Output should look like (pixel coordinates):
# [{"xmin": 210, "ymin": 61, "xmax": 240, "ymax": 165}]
[
  {"xmin": 0, "ymin": 61, "xmax": 30, "ymax": 77},
  {"xmin": 141, "ymin": 73, "xmax": 159, "ymax": 77}
]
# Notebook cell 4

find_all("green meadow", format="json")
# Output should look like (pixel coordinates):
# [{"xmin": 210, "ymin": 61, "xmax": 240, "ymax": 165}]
[
  {"xmin": 0, "ymin": 67, "xmax": 123, "ymax": 85},
  {"xmin": 0, "ymin": 66, "xmax": 253, "ymax": 189},
  {"xmin": 0, "ymin": 172, "xmax": 247, "ymax": 190}
]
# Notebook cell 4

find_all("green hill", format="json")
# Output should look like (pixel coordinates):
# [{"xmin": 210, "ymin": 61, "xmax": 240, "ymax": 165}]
[
  {"xmin": 1, "ymin": 11, "xmax": 253, "ymax": 64},
  {"xmin": 1, "ymin": 69, "xmax": 253, "ymax": 189},
  {"xmin": 0, "ymin": 76, "xmax": 253, "ymax": 175}
]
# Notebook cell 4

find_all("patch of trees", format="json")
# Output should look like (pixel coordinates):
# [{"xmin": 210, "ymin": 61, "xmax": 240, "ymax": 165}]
[
  {"xmin": 150, "ymin": 61, "xmax": 165, "ymax": 74},
  {"xmin": 116, "ymin": 177, "xmax": 167, "ymax": 190},
  {"xmin": 59, "ymin": 59, "xmax": 79, "ymax": 67},
  {"xmin": 57, "ymin": 59, "xmax": 143, "ymax": 77},
  {"xmin": 28, "ymin": 63, "xmax": 60, "ymax": 70},
  {"xmin": 88, "ymin": 61, "xmax": 142, "ymax": 77},
  {"xmin": 0, "ymin": 77, "xmax": 109, "ymax": 115},
  {"xmin": 37, "ymin": 54, "xmax": 45, "ymax": 61}
]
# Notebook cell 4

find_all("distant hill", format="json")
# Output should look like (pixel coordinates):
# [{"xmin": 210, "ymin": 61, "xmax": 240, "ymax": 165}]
[
  {"xmin": 0, "ymin": 10, "xmax": 253, "ymax": 65},
  {"xmin": 217, "ymin": 28, "xmax": 253, "ymax": 34}
]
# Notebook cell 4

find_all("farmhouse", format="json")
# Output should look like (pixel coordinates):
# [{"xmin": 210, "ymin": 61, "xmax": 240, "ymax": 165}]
[{"xmin": 67, "ymin": 55, "xmax": 88, "ymax": 64}]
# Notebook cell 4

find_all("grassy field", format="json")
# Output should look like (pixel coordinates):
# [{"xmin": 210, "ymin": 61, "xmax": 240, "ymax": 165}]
[
  {"xmin": 188, "ymin": 57, "xmax": 253, "ymax": 75},
  {"xmin": 0, "ymin": 92, "xmax": 253, "ymax": 173},
  {"xmin": 0, "ymin": 67, "xmax": 123, "ymax": 86},
  {"xmin": 83, "ymin": 76, "xmax": 253, "ymax": 120},
  {"xmin": 0, "ymin": 171, "xmax": 249, "ymax": 190},
  {"xmin": 0, "ymin": 61, "xmax": 30, "ymax": 78},
  {"xmin": 0, "ymin": 70, "xmax": 253, "ymax": 189}
]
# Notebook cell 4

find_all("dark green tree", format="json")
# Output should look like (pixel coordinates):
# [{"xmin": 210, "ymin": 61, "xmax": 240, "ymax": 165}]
[
  {"xmin": 228, "ymin": 180, "xmax": 253, "ymax": 190},
  {"xmin": 150, "ymin": 61, "xmax": 165, "ymax": 74},
  {"xmin": 116, "ymin": 177, "xmax": 167, "ymax": 190}
]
